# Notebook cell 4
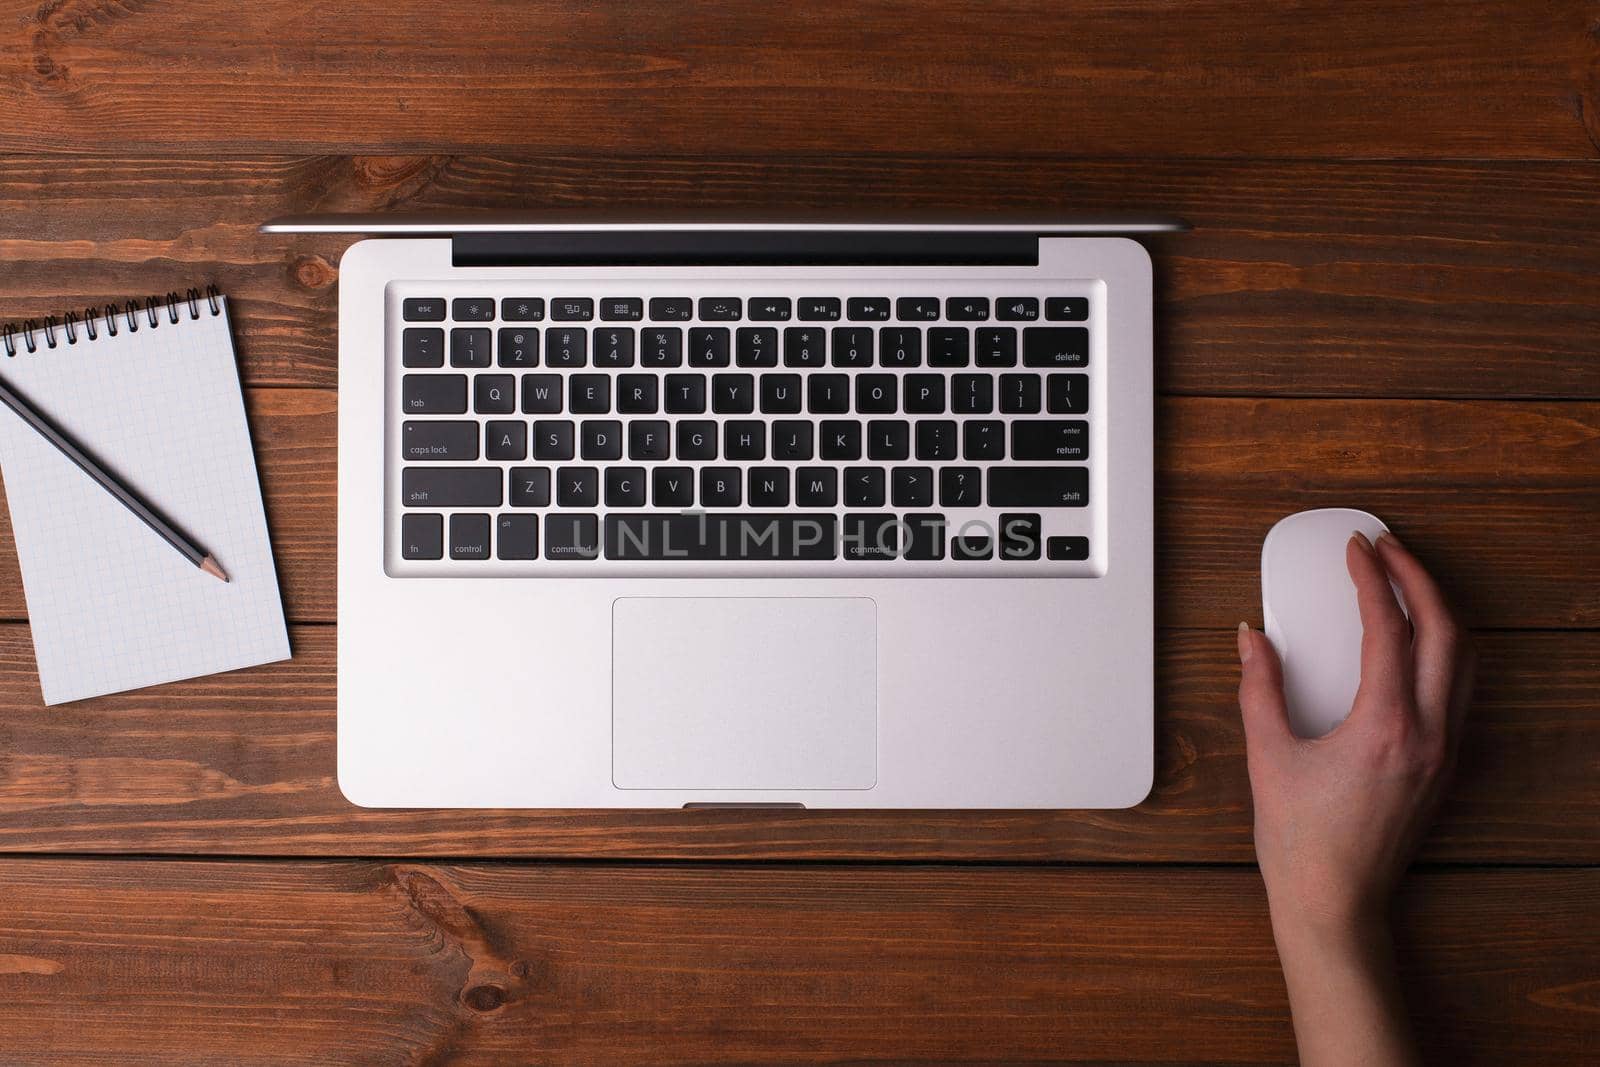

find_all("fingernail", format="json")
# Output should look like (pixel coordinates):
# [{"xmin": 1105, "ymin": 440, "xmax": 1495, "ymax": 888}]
[
  {"xmin": 1236, "ymin": 621, "xmax": 1253, "ymax": 663},
  {"xmin": 1376, "ymin": 530, "xmax": 1401, "ymax": 550},
  {"xmin": 1351, "ymin": 530, "xmax": 1375, "ymax": 554}
]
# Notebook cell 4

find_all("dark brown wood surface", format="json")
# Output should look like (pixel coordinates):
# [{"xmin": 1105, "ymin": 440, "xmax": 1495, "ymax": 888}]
[{"xmin": 0, "ymin": 1, "xmax": 1596, "ymax": 1062}]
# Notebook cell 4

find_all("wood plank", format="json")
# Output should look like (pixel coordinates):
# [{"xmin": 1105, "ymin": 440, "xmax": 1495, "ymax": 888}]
[
  {"xmin": 1, "ymin": 156, "xmax": 1597, "ymax": 398},
  {"xmin": 0, "ymin": 860, "xmax": 1593, "ymax": 1065},
  {"xmin": 0, "ymin": 626, "xmax": 1591, "ymax": 862},
  {"xmin": 0, "ymin": 2, "xmax": 1595, "ymax": 157},
  {"xmin": 3, "ymin": 392, "xmax": 1591, "ymax": 627}
]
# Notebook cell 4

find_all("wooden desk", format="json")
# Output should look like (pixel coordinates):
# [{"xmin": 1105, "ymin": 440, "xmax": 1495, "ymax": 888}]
[{"xmin": 0, "ymin": 2, "xmax": 1595, "ymax": 1062}]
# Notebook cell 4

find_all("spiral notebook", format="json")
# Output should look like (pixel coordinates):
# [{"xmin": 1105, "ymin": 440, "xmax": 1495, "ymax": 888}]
[{"xmin": 0, "ymin": 291, "xmax": 289, "ymax": 705}]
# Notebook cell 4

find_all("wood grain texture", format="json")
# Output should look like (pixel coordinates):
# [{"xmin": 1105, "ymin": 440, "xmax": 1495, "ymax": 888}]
[
  {"xmin": 0, "ymin": 860, "xmax": 1594, "ymax": 1065},
  {"xmin": 1, "ymin": 1, "xmax": 1597, "ymax": 158},
  {"xmin": 1, "ymin": 155, "xmax": 1597, "ymax": 398},
  {"xmin": 0, "ymin": 626, "xmax": 1592, "ymax": 862}
]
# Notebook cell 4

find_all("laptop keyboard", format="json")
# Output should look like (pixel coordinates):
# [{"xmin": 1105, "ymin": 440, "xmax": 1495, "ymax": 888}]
[{"xmin": 389, "ymin": 284, "xmax": 1101, "ymax": 575}]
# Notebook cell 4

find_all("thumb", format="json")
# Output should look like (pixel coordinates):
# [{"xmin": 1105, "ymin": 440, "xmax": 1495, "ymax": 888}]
[{"xmin": 1237, "ymin": 623, "xmax": 1294, "ymax": 752}]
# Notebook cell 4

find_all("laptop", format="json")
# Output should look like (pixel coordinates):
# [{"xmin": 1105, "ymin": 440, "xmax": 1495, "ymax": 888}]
[{"xmin": 261, "ymin": 213, "xmax": 1181, "ymax": 809}]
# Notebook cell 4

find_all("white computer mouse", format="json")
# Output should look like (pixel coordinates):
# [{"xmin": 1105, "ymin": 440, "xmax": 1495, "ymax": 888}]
[{"xmin": 1261, "ymin": 508, "xmax": 1405, "ymax": 738}]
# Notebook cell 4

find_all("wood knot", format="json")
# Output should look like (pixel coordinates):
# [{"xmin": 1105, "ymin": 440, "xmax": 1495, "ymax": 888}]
[
  {"xmin": 290, "ymin": 254, "xmax": 337, "ymax": 291},
  {"xmin": 463, "ymin": 984, "xmax": 507, "ymax": 1012}
]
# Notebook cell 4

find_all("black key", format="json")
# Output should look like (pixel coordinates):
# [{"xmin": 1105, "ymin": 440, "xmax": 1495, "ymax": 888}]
[
  {"xmin": 953, "ymin": 534, "xmax": 993, "ymax": 560},
  {"xmin": 999, "ymin": 513, "xmax": 1042, "ymax": 560},
  {"xmin": 617, "ymin": 374, "xmax": 659, "ymax": 414},
  {"xmin": 648, "ymin": 297, "xmax": 693, "ymax": 321},
  {"xmin": 557, "ymin": 466, "xmax": 599, "ymax": 507},
  {"xmin": 551, "ymin": 297, "xmax": 595, "ymax": 321},
  {"xmin": 795, "ymin": 467, "xmax": 838, "ymax": 507},
  {"xmin": 605, "ymin": 466, "xmax": 647, "ymax": 507},
  {"xmin": 915, "ymin": 420, "xmax": 957, "ymax": 461},
  {"xmin": 951, "ymin": 373, "xmax": 994, "ymax": 414},
  {"xmin": 878, "ymin": 327, "xmax": 922, "ymax": 368},
  {"xmin": 891, "ymin": 466, "xmax": 933, "ymax": 508},
  {"xmin": 509, "ymin": 467, "xmax": 551, "ymax": 507},
  {"xmin": 759, "ymin": 373, "xmax": 802, "ymax": 414},
  {"xmin": 569, "ymin": 374, "xmax": 611, "ymax": 414},
  {"xmin": 474, "ymin": 374, "xmax": 515, "ymax": 414},
  {"xmin": 580, "ymin": 420, "xmax": 623, "ymax": 460},
  {"xmin": 688, "ymin": 327, "xmax": 731, "ymax": 367},
  {"xmin": 831, "ymin": 327, "xmax": 874, "ymax": 368},
  {"xmin": 896, "ymin": 297, "xmax": 940, "ymax": 321},
  {"xmin": 402, "ymin": 327, "xmax": 445, "ymax": 367},
  {"xmin": 496, "ymin": 514, "xmax": 540, "ymax": 560},
  {"xmin": 975, "ymin": 327, "xmax": 1019, "ymax": 367},
  {"xmin": 903, "ymin": 374, "xmax": 945, "ymax": 414},
  {"xmin": 724, "ymin": 420, "xmax": 766, "ymax": 460},
  {"xmin": 1023, "ymin": 326, "xmax": 1090, "ymax": 367},
  {"xmin": 698, "ymin": 297, "xmax": 742, "ymax": 321},
  {"xmin": 847, "ymin": 297, "xmax": 890, "ymax": 321},
  {"xmin": 545, "ymin": 513, "xmax": 600, "ymax": 560},
  {"xmin": 629, "ymin": 420, "xmax": 670, "ymax": 460},
  {"xmin": 402, "ymin": 467, "xmax": 503, "ymax": 508},
  {"xmin": 735, "ymin": 327, "xmax": 778, "ymax": 367},
  {"xmin": 713, "ymin": 373, "xmax": 755, "ymax": 414},
  {"xmin": 449, "ymin": 513, "xmax": 492, "ymax": 559},
  {"xmin": 502, "ymin": 297, "xmax": 545, "ymax": 322},
  {"xmin": 783, "ymin": 326, "xmax": 827, "ymax": 368},
  {"xmin": 1047, "ymin": 535, "xmax": 1091, "ymax": 560},
  {"xmin": 450, "ymin": 327, "xmax": 492, "ymax": 368},
  {"xmin": 600, "ymin": 297, "xmax": 643, "ymax": 321},
  {"xmin": 988, "ymin": 466, "xmax": 1090, "ymax": 507},
  {"xmin": 771, "ymin": 420, "xmax": 814, "ymax": 460},
  {"xmin": 653, "ymin": 466, "xmax": 694, "ymax": 507},
  {"xmin": 1047, "ymin": 373, "xmax": 1089, "ymax": 414},
  {"xmin": 749, "ymin": 297, "xmax": 792, "ymax": 321},
  {"xmin": 402, "ymin": 297, "xmax": 445, "ymax": 322},
  {"xmin": 665, "ymin": 373, "xmax": 707, "ymax": 413},
  {"xmin": 843, "ymin": 513, "xmax": 899, "ymax": 560},
  {"xmin": 904, "ymin": 513, "xmax": 946, "ymax": 560},
  {"xmin": 593, "ymin": 327, "xmax": 635, "ymax": 368},
  {"xmin": 867, "ymin": 420, "xmax": 909, "ymax": 461},
  {"xmin": 798, "ymin": 297, "xmax": 842, "ymax": 321},
  {"xmin": 641, "ymin": 327, "xmax": 684, "ymax": 367},
  {"xmin": 807, "ymin": 373, "xmax": 850, "ymax": 413},
  {"xmin": 485, "ymin": 420, "xmax": 528, "ymax": 460},
  {"xmin": 403, "ymin": 374, "xmax": 467, "ymax": 414},
  {"xmin": 820, "ymin": 420, "xmax": 862, "ymax": 460},
  {"xmin": 701, "ymin": 467, "xmax": 742, "ymax": 507},
  {"xmin": 997, "ymin": 297, "xmax": 1040, "ymax": 321},
  {"xmin": 857, "ymin": 374, "xmax": 898, "ymax": 414},
  {"xmin": 1000, "ymin": 373, "xmax": 1042, "ymax": 413},
  {"xmin": 604, "ymin": 514, "xmax": 837, "ymax": 561},
  {"xmin": 748, "ymin": 466, "xmax": 790, "ymax": 507},
  {"xmin": 545, "ymin": 327, "xmax": 588, "ymax": 367},
  {"xmin": 962, "ymin": 420, "xmax": 1005, "ymax": 460},
  {"xmin": 1012, "ymin": 420, "xmax": 1088, "ymax": 461},
  {"xmin": 844, "ymin": 467, "xmax": 885, "ymax": 507},
  {"xmin": 946, "ymin": 297, "xmax": 989, "ymax": 321},
  {"xmin": 520, "ymin": 373, "xmax": 563, "ymax": 414},
  {"xmin": 452, "ymin": 298, "xmax": 495, "ymax": 322},
  {"xmin": 498, "ymin": 327, "xmax": 539, "ymax": 367},
  {"xmin": 533, "ymin": 420, "xmax": 575, "ymax": 460},
  {"xmin": 927, "ymin": 327, "xmax": 970, "ymax": 368},
  {"xmin": 402, "ymin": 421, "xmax": 477, "ymax": 461},
  {"xmin": 400, "ymin": 513, "xmax": 443, "ymax": 559},
  {"xmin": 1045, "ymin": 297, "xmax": 1090, "ymax": 321},
  {"xmin": 938, "ymin": 467, "xmax": 981, "ymax": 507},
  {"xmin": 677, "ymin": 421, "xmax": 718, "ymax": 460}
]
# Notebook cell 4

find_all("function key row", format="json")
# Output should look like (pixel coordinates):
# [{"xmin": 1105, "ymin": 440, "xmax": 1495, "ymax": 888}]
[{"xmin": 402, "ymin": 296, "xmax": 1090, "ymax": 324}]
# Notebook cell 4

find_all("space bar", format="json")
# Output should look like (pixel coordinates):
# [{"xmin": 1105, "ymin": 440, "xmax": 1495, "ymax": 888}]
[{"xmin": 605, "ymin": 514, "xmax": 838, "ymax": 560}]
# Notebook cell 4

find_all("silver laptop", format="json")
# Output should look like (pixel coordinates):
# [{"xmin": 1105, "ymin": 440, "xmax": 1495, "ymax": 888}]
[{"xmin": 262, "ymin": 214, "xmax": 1179, "ymax": 809}]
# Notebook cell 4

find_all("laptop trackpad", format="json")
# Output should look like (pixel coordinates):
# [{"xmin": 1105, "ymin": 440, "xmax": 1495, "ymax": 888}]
[{"xmin": 612, "ymin": 597, "xmax": 878, "ymax": 791}]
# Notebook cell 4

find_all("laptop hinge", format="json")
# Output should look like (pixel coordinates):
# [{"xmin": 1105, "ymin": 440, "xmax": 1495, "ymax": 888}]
[{"xmin": 452, "ymin": 230, "xmax": 1040, "ymax": 268}]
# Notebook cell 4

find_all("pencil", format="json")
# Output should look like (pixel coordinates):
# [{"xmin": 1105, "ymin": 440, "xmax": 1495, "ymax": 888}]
[{"xmin": 0, "ymin": 371, "xmax": 228, "ymax": 583}]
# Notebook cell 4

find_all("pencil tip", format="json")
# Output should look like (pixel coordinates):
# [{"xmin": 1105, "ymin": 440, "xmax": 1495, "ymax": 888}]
[{"xmin": 201, "ymin": 555, "xmax": 229, "ymax": 583}]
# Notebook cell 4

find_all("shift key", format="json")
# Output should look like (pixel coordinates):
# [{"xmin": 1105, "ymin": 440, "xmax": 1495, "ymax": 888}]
[
  {"xmin": 402, "ymin": 467, "xmax": 503, "ymax": 507},
  {"xmin": 988, "ymin": 467, "xmax": 1089, "ymax": 507}
]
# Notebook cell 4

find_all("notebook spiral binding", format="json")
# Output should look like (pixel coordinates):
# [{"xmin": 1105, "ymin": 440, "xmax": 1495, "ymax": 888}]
[{"xmin": 2, "ymin": 286, "xmax": 222, "ymax": 358}]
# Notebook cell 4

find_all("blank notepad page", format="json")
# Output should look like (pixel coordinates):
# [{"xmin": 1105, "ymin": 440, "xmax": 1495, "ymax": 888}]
[{"xmin": 0, "ymin": 297, "xmax": 289, "ymax": 704}]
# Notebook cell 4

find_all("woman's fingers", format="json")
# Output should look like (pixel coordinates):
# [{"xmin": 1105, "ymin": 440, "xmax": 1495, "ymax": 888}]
[
  {"xmin": 1346, "ymin": 532, "xmax": 1414, "ymax": 721},
  {"xmin": 1237, "ymin": 623, "xmax": 1294, "ymax": 755},
  {"xmin": 1374, "ymin": 532, "xmax": 1470, "ymax": 730}
]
